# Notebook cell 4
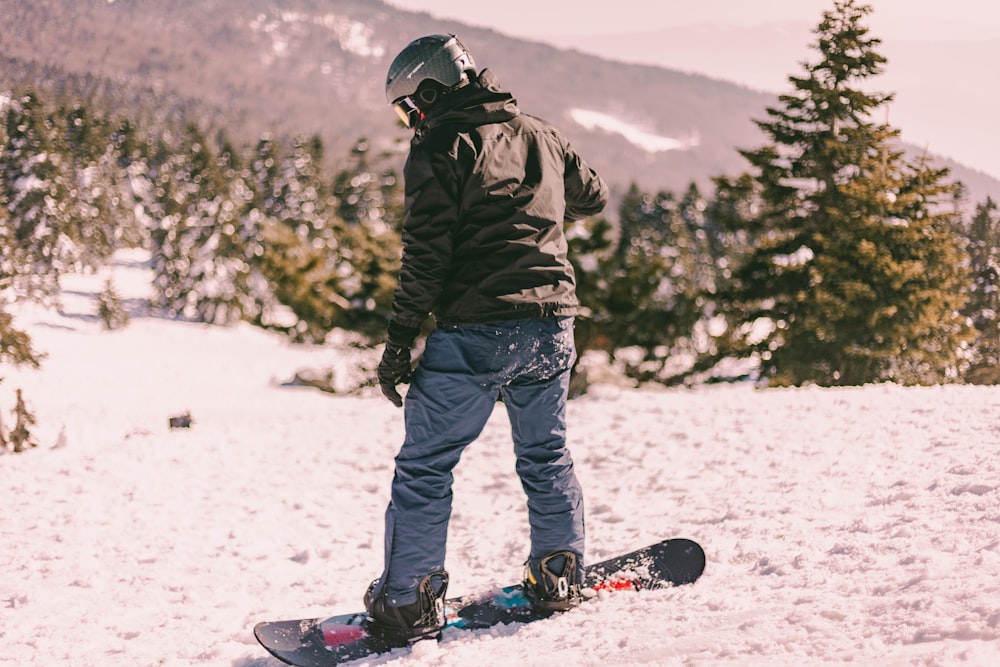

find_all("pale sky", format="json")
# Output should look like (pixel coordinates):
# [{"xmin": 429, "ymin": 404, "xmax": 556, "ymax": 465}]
[
  {"xmin": 384, "ymin": 0, "xmax": 1000, "ymax": 39},
  {"xmin": 384, "ymin": 0, "xmax": 1000, "ymax": 181}
]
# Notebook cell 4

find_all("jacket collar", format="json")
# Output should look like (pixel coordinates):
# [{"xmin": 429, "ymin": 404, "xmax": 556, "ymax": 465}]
[{"xmin": 414, "ymin": 69, "xmax": 520, "ymax": 141}]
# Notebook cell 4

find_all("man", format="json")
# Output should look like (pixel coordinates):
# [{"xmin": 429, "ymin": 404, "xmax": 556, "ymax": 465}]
[{"xmin": 365, "ymin": 33, "xmax": 609, "ymax": 640}]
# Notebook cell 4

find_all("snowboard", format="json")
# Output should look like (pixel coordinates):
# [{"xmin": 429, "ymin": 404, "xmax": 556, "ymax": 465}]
[{"xmin": 254, "ymin": 537, "xmax": 705, "ymax": 667}]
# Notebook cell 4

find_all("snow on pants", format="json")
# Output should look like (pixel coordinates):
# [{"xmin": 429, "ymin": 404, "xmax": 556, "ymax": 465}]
[{"xmin": 374, "ymin": 316, "xmax": 585, "ymax": 605}]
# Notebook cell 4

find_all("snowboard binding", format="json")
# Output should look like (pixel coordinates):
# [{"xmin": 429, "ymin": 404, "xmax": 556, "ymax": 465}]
[
  {"xmin": 363, "ymin": 571, "xmax": 449, "ymax": 641},
  {"xmin": 523, "ymin": 550, "xmax": 582, "ymax": 612}
]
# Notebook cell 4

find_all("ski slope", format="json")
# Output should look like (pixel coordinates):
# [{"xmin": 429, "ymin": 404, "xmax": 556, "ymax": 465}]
[{"xmin": 2, "ymin": 253, "xmax": 999, "ymax": 666}]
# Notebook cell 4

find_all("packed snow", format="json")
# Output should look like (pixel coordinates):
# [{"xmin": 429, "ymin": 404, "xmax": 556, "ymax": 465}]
[{"xmin": 2, "ymin": 252, "xmax": 1000, "ymax": 666}]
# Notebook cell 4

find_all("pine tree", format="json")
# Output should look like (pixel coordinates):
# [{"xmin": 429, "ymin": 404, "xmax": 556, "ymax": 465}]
[
  {"xmin": 273, "ymin": 134, "xmax": 330, "ymax": 239},
  {"xmin": 609, "ymin": 186, "xmax": 696, "ymax": 370},
  {"xmin": 249, "ymin": 134, "xmax": 344, "ymax": 340},
  {"xmin": 103, "ymin": 118, "xmax": 152, "ymax": 250},
  {"xmin": 1, "ymin": 200, "xmax": 43, "ymax": 376},
  {"xmin": 565, "ymin": 206, "xmax": 615, "ymax": 358},
  {"xmin": 256, "ymin": 218, "xmax": 348, "ymax": 341},
  {"xmin": 97, "ymin": 277, "xmax": 130, "ymax": 330},
  {"xmin": 147, "ymin": 140, "xmax": 189, "ymax": 318},
  {"xmin": 0, "ymin": 89, "xmax": 66, "ymax": 302},
  {"xmin": 0, "ymin": 305, "xmax": 43, "ymax": 362},
  {"xmin": 10, "ymin": 388, "xmax": 38, "ymax": 453},
  {"xmin": 710, "ymin": 0, "xmax": 970, "ymax": 386},
  {"xmin": 963, "ymin": 197, "xmax": 1000, "ymax": 383},
  {"xmin": 330, "ymin": 139, "xmax": 403, "ymax": 337},
  {"xmin": 570, "ymin": 184, "xmax": 662, "ymax": 365},
  {"xmin": 247, "ymin": 134, "xmax": 283, "ymax": 221},
  {"xmin": 567, "ymin": 182, "xmax": 722, "ymax": 383},
  {"xmin": 149, "ymin": 123, "xmax": 234, "ymax": 321},
  {"xmin": 247, "ymin": 135, "xmax": 404, "ymax": 341},
  {"xmin": 0, "ymin": 380, "xmax": 7, "ymax": 453},
  {"xmin": 179, "ymin": 132, "xmax": 260, "ymax": 325},
  {"xmin": 58, "ymin": 100, "xmax": 118, "ymax": 271}
]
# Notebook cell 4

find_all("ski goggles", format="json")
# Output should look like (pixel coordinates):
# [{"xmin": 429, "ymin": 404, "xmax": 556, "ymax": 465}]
[{"xmin": 392, "ymin": 97, "xmax": 422, "ymax": 129}]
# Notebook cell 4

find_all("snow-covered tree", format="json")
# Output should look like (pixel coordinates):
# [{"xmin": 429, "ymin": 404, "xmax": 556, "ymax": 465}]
[
  {"xmin": 58, "ymin": 100, "xmax": 119, "ymax": 270},
  {"xmin": 330, "ymin": 139, "xmax": 402, "ymax": 337},
  {"xmin": 149, "ymin": 123, "xmax": 262, "ymax": 324},
  {"xmin": 2, "ymin": 91, "xmax": 148, "ymax": 305},
  {"xmin": 1, "ymin": 90, "xmax": 67, "ymax": 302},
  {"xmin": 248, "ymin": 134, "xmax": 342, "ymax": 340},
  {"xmin": 97, "ymin": 277, "xmax": 130, "ymax": 331},
  {"xmin": 103, "ymin": 118, "xmax": 153, "ymax": 250},
  {"xmin": 568, "ymin": 182, "xmax": 722, "ymax": 384},
  {"xmin": 247, "ymin": 135, "xmax": 404, "ymax": 341}
]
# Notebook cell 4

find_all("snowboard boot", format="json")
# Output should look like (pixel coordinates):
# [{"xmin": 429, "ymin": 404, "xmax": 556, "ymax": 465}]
[
  {"xmin": 523, "ymin": 550, "xmax": 582, "ymax": 612},
  {"xmin": 364, "ymin": 571, "xmax": 449, "ymax": 641}
]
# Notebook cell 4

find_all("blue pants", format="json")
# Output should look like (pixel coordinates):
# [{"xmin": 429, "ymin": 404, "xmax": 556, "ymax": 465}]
[{"xmin": 373, "ymin": 317, "xmax": 585, "ymax": 605}]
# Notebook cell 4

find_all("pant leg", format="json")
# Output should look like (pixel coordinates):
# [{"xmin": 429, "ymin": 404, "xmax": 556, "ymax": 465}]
[
  {"xmin": 499, "ymin": 318, "xmax": 585, "ymax": 576},
  {"xmin": 375, "ymin": 326, "xmax": 499, "ymax": 605}
]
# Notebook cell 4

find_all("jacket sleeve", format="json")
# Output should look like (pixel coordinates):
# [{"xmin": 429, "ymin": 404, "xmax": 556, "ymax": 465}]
[
  {"xmin": 562, "ymin": 141, "xmax": 609, "ymax": 222},
  {"xmin": 389, "ymin": 142, "xmax": 460, "ymax": 329}
]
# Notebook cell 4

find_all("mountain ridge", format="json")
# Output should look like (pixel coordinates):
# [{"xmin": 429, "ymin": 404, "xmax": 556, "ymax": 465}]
[{"xmin": 3, "ymin": 0, "xmax": 998, "ymax": 204}]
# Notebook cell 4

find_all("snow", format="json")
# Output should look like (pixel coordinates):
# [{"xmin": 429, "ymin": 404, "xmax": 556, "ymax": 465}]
[
  {"xmin": 568, "ymin": 109, "xmax": 699, "ymax": 154},
  {"xmin": 249, "ymin": 11, "xmax": 385, "ymax": 61},
  {"xmin": 2, "ymin": 252, "xmax": 1000, "ymax": 666}
]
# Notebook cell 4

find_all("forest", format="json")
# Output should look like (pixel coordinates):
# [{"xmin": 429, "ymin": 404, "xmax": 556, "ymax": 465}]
[{"xmin": 3, "ymin": 1, "xmax": 999, "ymax": 452}]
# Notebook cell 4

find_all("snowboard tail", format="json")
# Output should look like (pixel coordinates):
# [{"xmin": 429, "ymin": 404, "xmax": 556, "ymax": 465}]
[{"xmin": 254, "ymin": 537, "xmax": 705, "ymax": 667}]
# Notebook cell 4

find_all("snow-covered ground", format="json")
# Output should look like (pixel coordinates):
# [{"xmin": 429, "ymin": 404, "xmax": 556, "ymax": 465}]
[{"xmin": 2, "ymin": 253, "xmax": 999, "ymax": 666}]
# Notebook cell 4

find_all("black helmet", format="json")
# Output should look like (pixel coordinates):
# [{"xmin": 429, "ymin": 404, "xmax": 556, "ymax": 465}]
[{"xmin": 385, "ymin": 34, "xmax": 476, "ymax": 127}]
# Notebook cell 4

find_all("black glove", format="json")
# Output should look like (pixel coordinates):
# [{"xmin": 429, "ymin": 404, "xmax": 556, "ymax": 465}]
[
  {"xmin": 378, "ymin": 342, "xmax": 412, "ymax": 407},
  {"xmin": 377, "ymin": 321, "xmax": 420, "ymax": 407}
]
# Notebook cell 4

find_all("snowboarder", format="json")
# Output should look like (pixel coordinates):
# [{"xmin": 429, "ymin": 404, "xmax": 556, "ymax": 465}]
[{"xmin": 365, "ymin": 34, "xmax": 609, "ymax": 640}]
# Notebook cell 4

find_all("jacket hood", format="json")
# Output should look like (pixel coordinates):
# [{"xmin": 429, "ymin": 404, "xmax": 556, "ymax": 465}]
[{"xmin": 414, "ymin": 69, "xmax": 519, "ymax": 141}]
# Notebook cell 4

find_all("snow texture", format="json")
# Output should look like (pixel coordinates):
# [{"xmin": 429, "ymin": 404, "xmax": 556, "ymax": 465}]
[
  {"xmin": 2, "ymin": 251, "xmax": 999, "ymax": 666},
  {"xmin": 568, "ymin": 109, "xmax": 699, "ymax": 154}
]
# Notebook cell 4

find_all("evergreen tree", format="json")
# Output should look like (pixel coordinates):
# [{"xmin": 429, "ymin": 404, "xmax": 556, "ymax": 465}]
[
  {"xmin": 0, "ymin": 380, "xmax": 7, "ymax": 453},
  {"xmin": 214, "ymin": 134, "xmax": 274, "ymax": 324},
  {"xmin": 610, "ymin": 186, "xmax": 695, "ymax": 372},
  {"xmin": 710, "ymin": 0, "xmax": 970, "ymax": 386},
  {"xmin": 10, "ymin": 388, "xmax": 38, "ymax": 453},
  {"xmin": 256, "ymin": 218, "xmax": 349, "ymax": 341},
  {"xmin": 0, "ymin": 91, "xmax": 132, "ymax": 301},
  {"xmin": 330, "ymin": 139, "xmax": 402, "ymax": 337},
  {"xmin": 97, "ymin": 277, "xmax": 130, "ymax": 330},
  {"xmin": 0, "ymin": 90, "xmax": 66, "ymax": 302},
  {"xmin": 247, "ymin": 134, "xmax": 283, "ymax": 221},
  {"xmin": 250, "ymin": 134, "xmax": 345, "ymax": 340},
  {"xmin": 58, "ymin": 100, "xmax": 118, "ymax": 270},
  {"xmin": 565, "ymin": 206, "xmax": 615, "ymax": 358},
  {"xmin": 962, "ymin": 197, "xmax": 1000, "ymax": 383},
  {"xmin": 179, "ymin": 132, "xmax": 262, "ymax": 325},
  {"xmin": 149, "ymin": 123, "xmax": 252, "ymax": 323},
  {"xmin": 569, "ymin": 182, "xmax": 722, "ymax": 383},
  {"xmin": 148, "ymin": 123, "xmax": 203, "ymax": 319},
  {"xmin": 0, "ymin": 197, "xmax": 43, "ymax": 396},
  {"xmin": 272, "ymin": 134, "xmax": 330, "ymax": 239},
  {"xmin": 0, "ymin": 307, "xmax": 42, "ymax": 369},
  {"xmin": 249, "ymin": 135, "xmax": 404, "ymax": 342},
  {"xmin": 103, "ymin": 118, "xmax": 152, "ymax": 250}
]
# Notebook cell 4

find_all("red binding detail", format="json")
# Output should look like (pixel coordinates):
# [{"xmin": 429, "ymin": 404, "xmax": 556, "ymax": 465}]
[
  {"xmin": 592, "ymin": 578, "xmax": 638, "ymax": 593},
  {"xmin": 322, "ymin": 624, "xmax": 367, "ymax": 646}
]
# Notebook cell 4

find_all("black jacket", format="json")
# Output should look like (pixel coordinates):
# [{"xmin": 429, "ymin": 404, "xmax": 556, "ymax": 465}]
[{"xmin": 390, "ymin": 69, "xmax": 609, "ymax": 330}]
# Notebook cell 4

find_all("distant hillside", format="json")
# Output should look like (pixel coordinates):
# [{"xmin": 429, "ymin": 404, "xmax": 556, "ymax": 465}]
[{"xmin": 3, "ymin": 0, "xmax": 998, "ymax": 205}]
